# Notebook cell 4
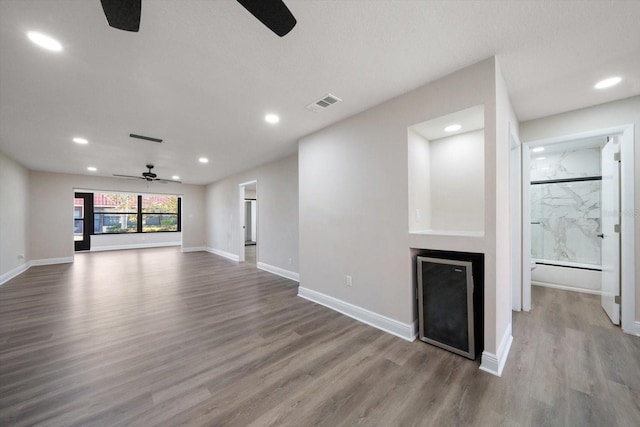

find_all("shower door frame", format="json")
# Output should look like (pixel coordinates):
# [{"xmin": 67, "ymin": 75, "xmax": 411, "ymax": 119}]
[{"xmin": 521, "ymin": 125, "xmax": 635, "ymax": 334}]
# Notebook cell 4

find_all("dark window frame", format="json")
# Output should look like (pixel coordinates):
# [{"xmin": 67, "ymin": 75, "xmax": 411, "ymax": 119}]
[{"xmin": 92, "ymin": 192, "xmax": 181, "ymax": 235}]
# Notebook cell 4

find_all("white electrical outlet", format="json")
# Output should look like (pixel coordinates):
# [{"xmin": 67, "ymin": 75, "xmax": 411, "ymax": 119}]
[
  {"xmin": 288, "ymin": 258, "xmax": 292, "ymax": 265},
  {"xmin": 346, "ymin": 275, "xmax": 352, "ymax": 287},
  {"xmin": 18, "ymin": 253, "xmax": 24, "ymax": 260}
]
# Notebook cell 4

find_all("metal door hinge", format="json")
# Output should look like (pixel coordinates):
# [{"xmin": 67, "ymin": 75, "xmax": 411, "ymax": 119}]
[
  {"xmin": 614, "ymin": 224, "xmax": 621, "ymax": 233},
  {"xmin": 615, "ymin": 295, "xmax": 621, "ymax": 304},
  {"xmin": 614, "ymin": 152, "xmax": 621, "ymax": 162}
]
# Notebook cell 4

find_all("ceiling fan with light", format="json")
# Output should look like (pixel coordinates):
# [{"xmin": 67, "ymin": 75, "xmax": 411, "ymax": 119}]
[
  {"xmin": 100, "ymin": 0, "xmax": 297, "ymax": 37},
  {"xmin": 113, "ymin": 164, "xmax": 181, "ymax": 184}
]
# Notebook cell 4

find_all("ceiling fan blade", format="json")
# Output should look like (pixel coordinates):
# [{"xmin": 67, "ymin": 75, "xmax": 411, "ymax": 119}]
[
  {"xmin": 154, "ymin": 178, "xmax": 182, "ymax": 184},
  {"xmin": 113, "ymin": 174, "xmax": 145, "ymax": 179},
  {"xmin": 100, "ymin": 0, "xmax": 141, "ymax": 32},
  {"xmin": 236, "ymin": 0, "xmax": 296, "ymax": 37}
]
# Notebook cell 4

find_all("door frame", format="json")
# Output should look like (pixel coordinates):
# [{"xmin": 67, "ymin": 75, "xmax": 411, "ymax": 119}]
[
  {"xmin": 522, "ymin": 125, "xmax": 635, "ymax": 333},
  {"xmin": 510, "ymin": 125, "xmax": 523, "ymax": 311},
  {"xmin": 74, "ymin": 192, "xmax": 94, "ymax": 251},
  {"xmin": 238, "ymin": 180, "xmax": 257, "ymax": 263},
  {"xmin": 521, "ymin": 144, "xmax": 532, "ymax": 311}
]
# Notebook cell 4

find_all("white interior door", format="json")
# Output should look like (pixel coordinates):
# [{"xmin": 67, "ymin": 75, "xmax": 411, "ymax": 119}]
[{"xmin": 601, "ymin": 138, "xmax": 620, "ymax": 325}]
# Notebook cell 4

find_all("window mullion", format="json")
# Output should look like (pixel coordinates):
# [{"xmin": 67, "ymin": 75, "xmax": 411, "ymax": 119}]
[{"xmin": 137, "ymin": 195, "xmax": 143, "ymax": 233}]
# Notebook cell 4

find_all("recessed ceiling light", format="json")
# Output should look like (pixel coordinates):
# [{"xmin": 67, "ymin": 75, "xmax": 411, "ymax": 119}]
[
  {"xmin": 265, "ymin": 114, "xmax": 280, "ymax": 124},
  {"xmin": 444, "ymin": 124, "xmax": 461, "ymax": 132},
  {"xmin": 87, "ymin": 166, "xmax": 97, "ymax": 172},
  {"xmin": 199, "ymin": 157, "xmax": 209, "ymax": 164},
  {"xmin": 532, "ymin": 147, "xmax": 545, "ymax": 153},
  {"xmin": 536, "ymin": 157, "xmax": 546, "ymax": 160},
  {"xmin": 27, "ymin": 31, "xmax": 63, "ymax": 52},
  {"xmin": 73, "ymin": 137, "xmax": 88, "ymax": 145},
  {"xmin": 172, "ymin": 175, "xmax": 180, "ymax": 180},
  {"xmin": 594, "ymin": 76, "xmax": 621, "ymax": 89}
]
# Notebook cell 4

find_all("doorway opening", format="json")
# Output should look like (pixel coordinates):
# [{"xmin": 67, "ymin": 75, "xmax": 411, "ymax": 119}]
[
  {"xmin": 238, "ymin": 180, "xmax": 257, "ymax": 265},
  {"xmin": 521, "ymin": 125, "xmax": 635, "ymax": 333}
]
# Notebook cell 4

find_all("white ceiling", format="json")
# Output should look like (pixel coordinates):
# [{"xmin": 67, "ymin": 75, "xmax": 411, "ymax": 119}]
[{"xmin": 1, "ymin": 1, "xmax": 639, "ymax": 184}]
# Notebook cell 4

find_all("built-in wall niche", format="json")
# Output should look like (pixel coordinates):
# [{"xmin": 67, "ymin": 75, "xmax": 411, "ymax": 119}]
[{"xmin": 408, "ymin": 105, "xmax": 485, "ymax": 236}]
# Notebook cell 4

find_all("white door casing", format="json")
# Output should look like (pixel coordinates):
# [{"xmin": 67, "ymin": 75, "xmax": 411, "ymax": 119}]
[
  {"xmin": 510, "ymin": 128, "xmax": 523, "ymax": 311},
  {"xmin": 521, "ymin": 145, "xmax": 532, "ymax": 312}
]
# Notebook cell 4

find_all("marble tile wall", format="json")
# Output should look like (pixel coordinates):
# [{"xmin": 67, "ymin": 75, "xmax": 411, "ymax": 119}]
[{"xmin": 530, "ymin": 147, "xmax": 601, "ymax": 266}]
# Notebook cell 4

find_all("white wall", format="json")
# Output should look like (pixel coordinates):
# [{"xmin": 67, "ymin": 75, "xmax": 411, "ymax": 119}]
[
  {"xmin": 429, "ymin": 129, "xmax": 485, "ymax": 232},
  {"xmin": 493, "ymin": 60, "xmax": 519, "ymax": 367},
  {"xmin": 408, "ymin": 129, "xmax": 484, "ymax": 234},
  {"xmin": 408, "ymin": 129, "xmax": 431, "ymax": 232},
  {"xmin": 205, "ymin": 154, "xmax": 298, "ymax": 274},
  {"xmin": 28, "ymin": 171, "xmax": 206, "ymax": 261},
  {"xmin": 299, "ymin": 58, "xmax": 515, "ymax": 368},
  {"xmin": 520, "ymin": 95, "xmax": 640, "ymax": 321},
  {"xmin": 91, "ymin": 232, "xmax": 181, "ymax": 251},
  {"xmin": 0, "ymin": 151, "xmax": 29, "ymax": 281}
]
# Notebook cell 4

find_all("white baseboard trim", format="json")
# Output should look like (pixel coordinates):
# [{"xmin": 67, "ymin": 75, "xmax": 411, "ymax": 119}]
[
  {"xmin": 0, "ymin": 262, "xmax": 30, "ymax": 286},
  {"xmin": 90, "ymin": 242, "xmax": 180, "ymax": 252},
  {"xmin": 206, "ymin": 247, "xmax": 240, "ymax": 262},
  {"xmin": 30, "ymin": 257, "xmax": 74, "ymax": 267},
  {"xmin": 181, "ymin": 246, "xmax": 206, "ymax": 253},
  {"xmin": 532, "ymin": 281, "xmax": 602, "ymax": 295},
  {"xmin": 2, "ymin": 256, "xmax": 75, "ymax": 285},
  {"xmin": 297, "ymin": 286, "xmax": 417, "ymax": 342},
  {"xmin": 624, "ymin": 321, "xmax": 640, "ymax": 337},
  {"xmin": 257, "ymin": 262, "xmax": 299, "ymax": 282},
  {"xmin": 479, "ymin": 322, "xmax": 513, "ymax": 377}
]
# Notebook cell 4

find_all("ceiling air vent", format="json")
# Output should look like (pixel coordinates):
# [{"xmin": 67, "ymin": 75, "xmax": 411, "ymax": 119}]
[{"xmin": 305, "ymin": 93, "xmax": 342, "ymax": 112}]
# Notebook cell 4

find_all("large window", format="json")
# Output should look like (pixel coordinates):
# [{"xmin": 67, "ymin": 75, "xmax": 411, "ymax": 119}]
[
  {"xmin": 92, "ymin": 192, "xmax": 180, "ymax": 234},
  {"xmin": 94, "ymin": 193, "xmax": 138, "ymax": 234},
  {"xmin": 142, "ymin": 195, "xmax": 179, "ymax": 232}
]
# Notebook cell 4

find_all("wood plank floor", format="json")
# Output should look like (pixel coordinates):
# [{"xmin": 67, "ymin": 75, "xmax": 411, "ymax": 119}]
[{"xmin": 1, "ymin": 248, "xmax": 639, "ymax": 426}]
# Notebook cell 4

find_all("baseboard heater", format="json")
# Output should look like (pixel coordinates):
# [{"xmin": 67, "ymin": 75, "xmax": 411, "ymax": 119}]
[{"xmin": 416, "ymin": 250, "xmax": 484, "ymax": 360}]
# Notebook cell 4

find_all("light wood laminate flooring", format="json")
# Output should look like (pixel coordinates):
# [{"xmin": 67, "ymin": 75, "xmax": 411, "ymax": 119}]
[{"xmin": 1, "ymin": 248, "xmax": 639, "ymax": 426}]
